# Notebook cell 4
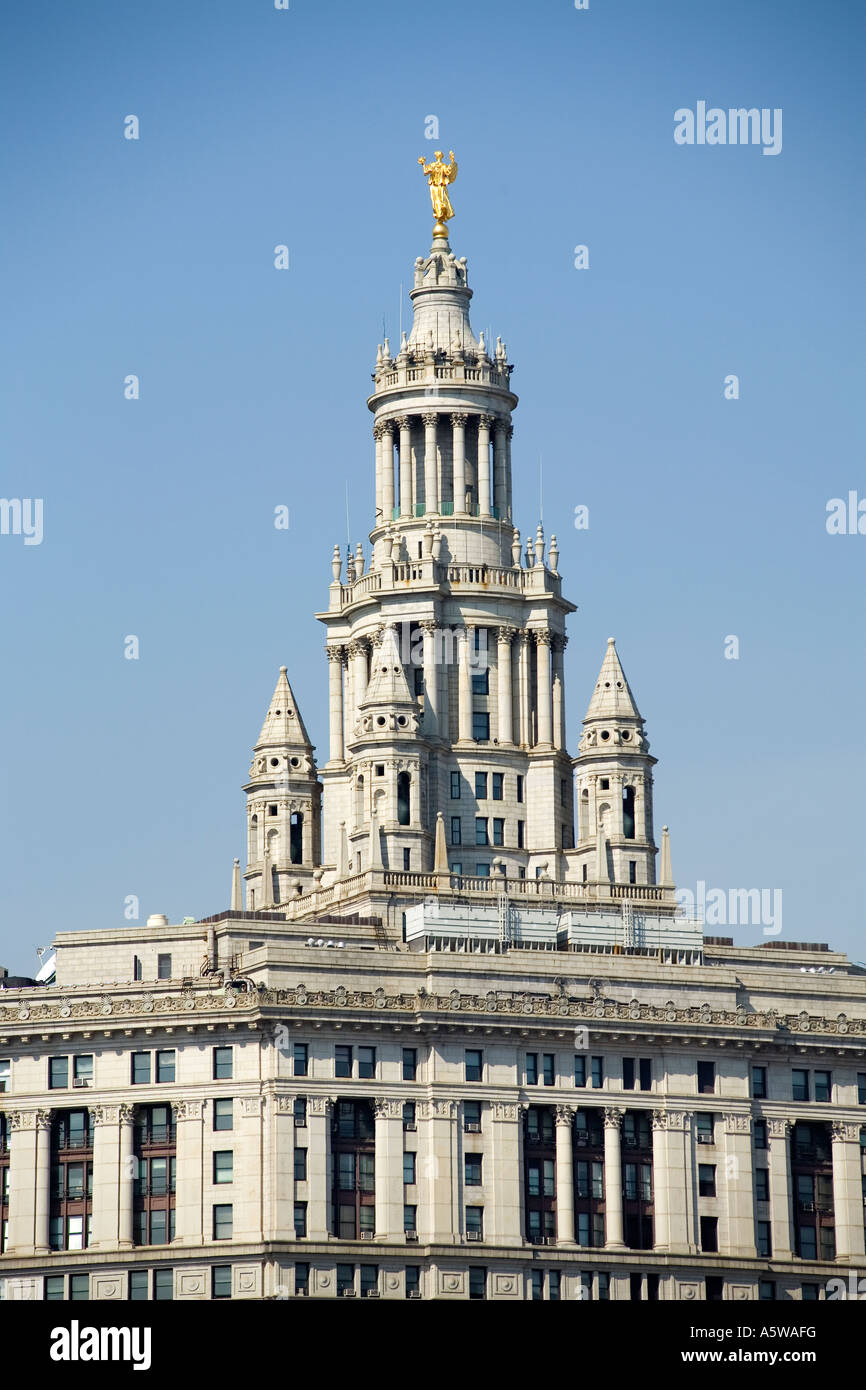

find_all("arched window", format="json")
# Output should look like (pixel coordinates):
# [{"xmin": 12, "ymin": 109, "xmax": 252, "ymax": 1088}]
[{"xmin": 397, "ymin": 772, "xmax": 411, "ymax": 826}]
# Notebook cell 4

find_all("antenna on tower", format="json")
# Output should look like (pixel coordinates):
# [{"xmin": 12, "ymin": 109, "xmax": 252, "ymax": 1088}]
[
  {"xmin": 345, "ymin": 482, "xmax": 351, "ymax": 556},
  {"xmin": 399, "ymin": 282, "xmax": 403, "ymax": 340},
  {"xmin": 539, "ymin": 455, "xmax": 544, "ymax": 523}
]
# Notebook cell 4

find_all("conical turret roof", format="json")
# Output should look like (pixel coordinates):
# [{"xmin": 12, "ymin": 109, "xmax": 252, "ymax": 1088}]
[
  {"xmin": 584, "ymin": 638, "xmax": 642, "ymax": 723},
  {"xmin": 254, "ymin": 667, "xmax": 313, "ymax": 751},
  {"xmin": 361, "ymin": 627, "xmax": 417, "ymax": 708}
]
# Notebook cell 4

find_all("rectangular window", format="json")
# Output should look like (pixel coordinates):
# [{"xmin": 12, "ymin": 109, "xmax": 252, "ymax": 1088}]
[
  {"xmin": 472, "ymin": 667, "xmax": 489, "ymax": 695},
  {"xmin": 292, "ymin": 1043, "xmax": 308, "ymax": 1077},
  {"xmin": 516, "ymin": 819, "xmax": 525, "ymax": 849},
  {"xmin": 472, "ymin": 713, "xmax": 490, "ymax": 741},
  {"xmin": 133, "ymin": 956, "xmax": 143, "ymax": 981},
  {"xmin": 404, "ymin": 1204, "xmax": 417, "ymax": 1234},
  {"xmin": 129, "ymin": 1271, "xmax": 149, "ymax": 1301},
  {"xmin": 358, "ymin": 1046, "xmax": 376, "ymax": 1079},
  {"xmin": 492, "ymin": 818, "xmax": 504, "ymax": 846},
  {"xmin": 212, "ymin": 1265, "xmax": 232, "ymax": 1300},
  {"xmin": 623, "ymin": 1057, "xmax": 635, "ymax": 1090},
  {"xmin": 213, "ymin": 1151, "xmax": 234, "ymax": 1184},
  {"xmin": 464, "ymin": 1154, "xmax": 482, "ymax": 1186},
  {"xmin": 526, "ymin": 1053, "xmax": 538, "ymax": 1085},
  {"xmin": 591, "ymin": 1056, "xmax": 604, "ymax": 1089},
  {"xmin": 403, "ymin": 1152, "xmax": 416, "ymax": 1186},
  {"xmin": 516, "ymin": 775, "xmax": 524, "ymax": 803},
  {"xmin": 698, "ymin": 1164, "xmax": 716, "ymax": 1197},
  {"xmin": 213, "ymin": 1047, "xmax": 233, "ymax": 1081},
  {"xmin": 759, "ymin": 1279, "xmax": 776, "ymax": 1301},
  {"xmin": 492, "ymin": 773, "xmax": 503, "ymax": 800},
  {"xmin": 639, "ymin": 1058, "xmax": 652, "ymax": 1091},
  {"xmin": 295, "ymin": 1262, "xmax": 310, "ymax": 1294},
  {"xmin": 755, "ymin": 1167, "xmax": 770, "ymax": 1202},
  {"xmin": 294, "ymin": 1097, "xmax": 307, "ymax": 1128},
  {"xmin": 403, "ymin": 848, "xmax": 411, "ymax": 871},
  {"xmin": 475, "ymin": 818, "xmax": 489, "ymax": 846},
  {"xmin": 700, "ymin": 1216, "xmax": 718, "ymax": 1252},
  {"xmin": 156, "ymin": 1050, "xmax": 175, "ymax": 1084},
  {"xmin": 402, "ymin": 1048, "xmax": 417, "ymax": 1081},
  {"xmin": 469, "ymin": 1267, "xmax": 486, "ymax": 1301},
  {"xmin": 801, "ymin": 1283, "xmax": 819, "ymax": 1302},
  {"xmin": 451, "ymin": 862, "xmax": 462, "ymax": 876},
  {"xmin": 360, "ymin": 1264, "xmax": 378, "ymax": 1296},
  {"xmin": 792, "ymin": 1069, "xmax": 810, "ymax": 1102},
  {"xmin": 72, "ymin": 1055, "xmax": 93, "ymax": 1085},
  {"xmin": 450, "ymin": 816, "xmax": 462, "ymax": 845},
  {"xmin": 336, "ymin": 1264, "xmax": 355, "ymax": 1295},
  {"xmin": 597, "ymin": 1273, "xmax": 609, "ymax": 1301},
  {"xmin": 475, "ymin": 863, "xmax": 490, "ymax": 877},
  {"xmin": 697, "ymin": 1061, "xmax": 715, "ymax": 1094},
  {"xmin": 542, "ymin": 1054, "xmax": 555, "ymax": 1086},
  {"xmin": 131, "ymin": 1053, "xmax": 151, "ymax": 1086},
  {"xmin": 474, "ymin": 772, "xmax": 488, "ymax": 800},
  {"xmin": 465, "ymin": 1206, "xmax": 483, "ymax": 1238},
  {"xmin": 49, "ymin": 1056, "xmax": 70, "ymax": 1090},
  {"xmin": 531, "ymin": 1270, "xmax": 544, "ymax": 1302},
  {"xmin": 814, "ymin": 1070, "xmax": 832, "ymax": 1103},
  {"xmin": 696, "ymin": 1113, "xmax": 714, "ymax": 1144},
  {"xmin": 213, "ymin": 1204, "xmax": 233, "ymax": 1241},
  {"xmin": 465, "ymin": 1050, "xmax": 483, "ymax": 1083},
  {"xmin": 753, "ymin": 1119, "xmax": 767, "ymax": 1149},
  {"xmin": 294, "ymin": 1203, "xmax": 307, "ymax": 1238},
  {"xmin": 293, "ymin": 1148, "xmax": 307, "ymax": 1182},
  {"xmin": 402, "ymin": 1101, "xmax": 416, "ymax": 1131},
  {"xmin": 757, "ymin": 1221, "xmax": 772, "ymax": 1257},
  {"xmin": 213, "ymin": 1099, "xmax": 233, "ymax": 1131},
  {"xmin": 858, "ymin": 1073, "xmax": 866, "ymax": 1106},
  {"xmin": 69, "ymin": 1274, "xmax": 89, "ymax": 1301},
  {"xmin": 450, "ymin": 771, "xmax": 461, "ymax": 799},
  {"xmin": 335, "ymin": 1046, "xmax": 353, "ymax": 1078},
  {"xmin": 574, "ymin": 1055, "xmax": 586, "ymax": 1088},
  {"xmin": 405, "ymin": 1266, "xmax": 420, "ymax": 1296},
  {"xmin": 0, "ymin": 1059, "xmax": 9, "ymax": 1093},
  {"xmin": 752, "ymin": 1066, "xmax": 767, "ymax": 1099},
  {"xmin": 157, "ymin": 954, "xmax": 172, "ymax": 980},
  {"xmin": 464, "ymin": 1101, "xmax": 481, "ymax": 1132},
  {"xmin": 154, "ymin": 1268, "xmax": 174, "ymax": 1302}
]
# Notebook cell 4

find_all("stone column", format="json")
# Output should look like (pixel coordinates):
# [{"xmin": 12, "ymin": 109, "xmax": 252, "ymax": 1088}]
[
  {"xmin": 458, "ymin": 627, "xmax": 473, "ymax": 742},
  {"xmin": 477, "ymin": 414, "xmax": 492, "ymax": 517},
  {"xmin": 90, "ymin": 1104, "xmax": 124, "ymax": 1249},
  {"xmin": 451, "ymin": 413, "xmax": 467, "ymax": 513},
  {"xmin": 351, "ymin": 639, "xmax": 368, "ymax": 711},
  {"xmin": 327, "ymin": 646, "xmax": 344, "ymax": 763},
  {"xmin": 307, "ymin": 1096, "xmax": 332, "ymax": 1240},
  {"xmin": 831, "ymin": 1120, "xmax": 866, "ymax": 1261},
  {"xmin": 489, "ymin": 1101, "xmax": 523, "ymax": 1246},
  {"xmin": 268, "ymin": 1094, "xmax": 295, "ymax": 1241},
  {"xmin": 422, "ymin": 1099, "xmax": 457, "ymax": 1243},
  {"xmin": 722, "ymin": 1112, "xmax": 756, "ymax": 1258},
  {"xmin": 373, "ymin": 1099, "xmax": 404, "ymax": 1240},
  {"xmin": 493, "ymin": 418, "xmax": 508, "ymax": 517},
  {"xmin": 603, "ymin": 1107, "xmax": 625, "ymax": 1249},
  {"xmin": 174, "ymin": 1099, "xmax": 204, "ymax": 1245},
  {"xmin": 535, "ymin": 630, "xmax": 553, "ymax": 747},
  {"xmin": 505, "ymin": 424, "xmax": 513, "ymax": 520},
  {"xmin": 517, "ymin": 633, "xmax": 531, "ymax": 747},
  {"xmin": 422, "ymin": 622, "xmax": 439, "ymax": 737},
  {"xmin": 552, "ymin": 635, "xmax": 567, "ymax": 750},
  {"xmin": 118, "ymin": 1103, "xmax": 135, "ymax": 1248},
  {"xmin": 496, "ymin": 627, "xmax": 514, "ymax": 745},
  {"xmin": 6, "ymin": 1109, "xmax": 50, "ymax": 1254},
  {"xmin": 651, "ymin": 1111, "xmax": 671, "ymax": 1251},
  {"xmin": 381, "ymin": 421, "xmax": 395, "ymax": 521},
  {"xmin": 767, "ymin": 1117, "xmax": 793, "ymax": 1259},
  {"xmin": 555, "ymin": 1105, "xmax": 575, "ymax": 1244},
  {"xmin": 423, "ymin": 412, "xmax": 439, "ymax": 516},
  {"xmin": 373, "ymin": 424, "xmax": 383, "ymax": 524},
  {"xmin": 398, "ymin": 415, "xmax": 412, "ymax": 518},
  {"xmin": 34, "ymin": 1110, "xmax": 52, "ymax": 1254}
]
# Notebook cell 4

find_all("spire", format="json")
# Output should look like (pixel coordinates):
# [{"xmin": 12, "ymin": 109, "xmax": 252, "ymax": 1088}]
[
  {"xmin": 231, "ymin": 858, "xmax": 242, "ymax": 912},
  {"xmin": 255, "ymin": 667, "xmax": 313, "ymax": 752},
  {"xmin": 659, "ymin": 826, "xmax": 673, "ymax": 888},
  {"xmin": 584, "ymin": 638, "xmax": 642, "ymax": 722},
  {"xmin": 361, "ymin": 627, "xmax": 416, "ymax": 708},
  {"xmin": 433, "ymin": 811, "xmax": 449, "ymax": 875}
]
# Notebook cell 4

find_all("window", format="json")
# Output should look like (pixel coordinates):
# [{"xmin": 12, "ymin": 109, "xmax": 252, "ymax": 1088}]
[
  {"xmin": 792, "ymin": 1069, "xmax": 810, "ymax": 1102},
  {"xmin": 542, "ymin": 1054, "xmax": 555, "ymax": 1086},
  {"xmin": 294, "ymin": 1097, "xmax": 307, "ymax": 1128},
  {"xmin": 698, "ymin": 1164, "xmax": 716, "ymax": 1197},
  {"xmin": 472, "ymin": 667, "xmax": 489, "ymax": 696},
  {"xmin": 49, "ymin": 1057, "xmax": 69, "ymax": 1090},
  {"xmin": 403, "ymin": 1102, "xmax": 416, "ymax": 1131},
  {"xmin": 132, "ymin": 1053, "xmax": 151, "ymax": 1085},
  {"xmin": 294, "ymin": 1203, "xmax": 307, "ymax": 1238},
  {"xmin": 492, "ymin": 818, "xmax": 504, "ymax": 846},
  {"xmin": 464, "ymin": 1101, "xmax": 481, "ymax": 1132},
  {"xmin": 597, "ymin": 1272, "xmax": 610, "ymax": 1301},
  {"xmin": 591, "ymin": 1056, "xmax": 604, "ymax": 1088},
  {"xmin": 154, "ymin": 1268, "xmax": 174, "ymax": 1301},
  {"xmin": 133, "ymin": 955, "xmax": 143, "ymax": 981},
  {"xmin": 69, "ymin": 1274, "xmax": 90, "ymax": 1301},
  {"xmin": 759, "ymin": 1279, "xmax": 776, "ymax": 1301},
  {"xmin": 157, "ymin": 954, "xmax": 172, "ymax": 980},
  {"xmin": 574, "ymin": 1055, "xmax": 586, "ymax": 1088},
  {"xmin": 700, "ymin": 1216, "xmax": 718, "ymax": 1252},
  {"xmin": 289, "ymin": 1043, "xmax": 308, "ymax": 1079},
  {"xmin": 403, "ymin": 848, "xmax": 411, "ymax": 871},
  {"xmin": 335, "ymin": 1046, "xmax": 353, "ymax": 1078},
  {"xmin": 213, "ymin": 1099, "xmax": 233, "ymax": 1132},
  {"xmin": 757, "ymin": 1221, "xmax": 772, "ymax": 1257},
  {"xmin": 475, "ymin": 772, "xmax": 488, "ymax": 800},
  {"xmin": 214, "ymin": 1151, "xmax": 234, "ymax": 1185},
  {"xmin": 515, "ymin": 819, "xmax": 525, "ymax": 849},
  {"xmin": 801, "ymin": 1283, "xmax": 819, "ymax": 1301},
  {"xmin": 755, "ymin": 1167, "xmax": 770, "ymax": 1202},
  {"xmin": 450, "ymin": 771, "xmax": 461, "ymax": 799},
  {"xmin": 526, "ymin": 1053, "xmax": 539, "ymax": 1086},
  {"xmin": 213, "ymin": 1204, "xmax": 233, "ymax": 1240},
  {"xmin": 475, "ymin": 818, "xmax": 489, "ymax": 846},
  {"xmin": 451, "ymin": 862, "xmax": 462, "ymax": 875},
  {"xmin": 212, "ymin": 1265, "xmax": 232, "ymax": 1300},
  {"xmin": 358, "ymin": 1046, "xmax": 376, "ymax": 1079},
  {"xmin": 156, "ymin": 1050, "xmax": 175, "ymax": 1084},
  {"xmin": 696, "ymin": 1113, "xmax": 714, "ymax": 1144},
  {"xmin": 466, "ymin": 1206, "xmax": 483, "ymax": 1239},
  {"xmin": 492, "ymin": 773, "xmax": 503, "ymax": 800},
  {"xmin": 531, "ymin": 1270, "xmax": 544, "ymax": 1302},
  {"xmin": 515, "ymin": 774, "xmax": 525, "ymax": 804},
  {"xmin": 753, "ymin": 1119, "xmax": 767, "ymax": 1150},
  {"xmin": 705, "ymin": 1276, "xmax": 724, "ymax": 1303},
  {"xmin": 213, "ymin": 1047, "xmax": 233, "ymax": 1081},
  {"xmin": 405, "ymin": 1266, "xmax": 420, "ymax": 1297},
  {"xmin": 469, "ymin": 1267, "xmax": 486, "ymax": 1300},
  {"xmin": 295, "ymin": 1262, "xmax": 310, "ymax": 1294},
  {"xmin": 403, "ymin": 1152, "xmax": 416, "ymax": 1185},
  {"xmin": 402, "ymin": 1048, "xmax": 417, "ymax": 1081},
  {"xmin": 639, "ymin": 1058, "xmax": 652, "ymax": 1091},
  {"xmin": 45, "ymin": 1275, "xmax": 66, "ymax": 1300},
  {"xmin": 697, "ymin": 1061, "xmax": 715, "ymax": 1094},
  {"xmin": 475, "ymin": 863, "xmax": 490, "ymax": 877},
  {"xmin": 450, "ymin": 816, "xmax": 462, "ymax": 845},
  {"xmin": 360, "ymin": 1264, "xmax": 378, "ymax": 1296},
  {"xmin": 752, "ymin": 1066, "xmax": 767, "ymax": 1099},
  {"xmin": 397, "ymin": 772, "xmax": 410, "ymax": 826},
  {"xmin": 464, "ymin": 1154, "xmax": 482, "ymax": 1186},
  {"xmin": 337, "ymin": 1264, "xmax": 355, "ymax": 1296},
  {"xmin": 472, "ymin": 713, "xmax": 490, "ymax": 741},
  {"xmin": 814, "ymin": 1070, "xmax": 832, "ymax": 1103},
  {"xmin": 628, "ymin": 861, "xmax": 636, "ymax": 884},
  {"xmin": 859, "ymin": 1073, "xmax": 866, "ymax": 1106},
  {"xmin": 129, "ymin": 1271, "xmax": 149, "ymax": 1301},
  {"xmin": 404, "ymin": 1204, "xmax": 417, "ymax": 1234},
  {"xmin": 293, "ymin": 1148, "xmax": 307, "ymax": 1182},
  {"xmin": 465, "ymin": 1050, "xmax": 483, "ymax": 1082},
  {"xmin": 623, "ymin": 1057, "xmax": 635, "ymax": 1090}
]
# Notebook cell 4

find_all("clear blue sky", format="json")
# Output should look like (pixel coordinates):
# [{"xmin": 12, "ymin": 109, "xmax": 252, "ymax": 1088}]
[{"xmin": 1, "ymin": 0, "xmax": 863, "ymax": 971}]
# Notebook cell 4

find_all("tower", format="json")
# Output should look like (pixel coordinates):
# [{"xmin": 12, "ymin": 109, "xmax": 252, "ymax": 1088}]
[
  {"xmin": 243, "ymin": 667, "xmax": 321, "ymax": 908},
  {"xmin": 571, "ymin": 638, "xmax": 658, "ymax": 888}
]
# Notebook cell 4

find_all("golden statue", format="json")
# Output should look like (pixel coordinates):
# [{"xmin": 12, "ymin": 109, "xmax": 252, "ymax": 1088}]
[{"xmin": 418, "ymin": 149, "xmax": 457, "ymax": 237}]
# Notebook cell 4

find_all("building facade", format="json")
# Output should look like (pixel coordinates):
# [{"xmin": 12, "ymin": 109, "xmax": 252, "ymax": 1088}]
[{"xmin": 1, "ymin": 203, "xmax": 865, "ymax": 1303}]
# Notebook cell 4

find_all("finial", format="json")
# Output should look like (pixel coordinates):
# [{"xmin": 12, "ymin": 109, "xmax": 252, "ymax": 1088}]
[
  {"xmin": 331, "ymin": 543, "xmax": 342, "ymax": 582},
  {"xmin": 354, "ymin": 541, "xmax": 365, "ymax": 578},
  {"xmin": 548, "ymin": 534, "xmax": 559, "ymax": 572},
  {"xmin": 418, "ymin": 148, "xmax": 458, "ymax": 240},
  {"xmin": 511, "ymin": 528, "xmax": 522, "ymax": 567},
  {"xmin": 525, "ymin": 535, "xmax": 535, "ymax": 566},
  {"xmin": 607, "ymin": 636, "xmax": 616, "ymax": 645},
  {"xmin": 279, "ymin": 665, "xmax": 287, "ymax": 675}
]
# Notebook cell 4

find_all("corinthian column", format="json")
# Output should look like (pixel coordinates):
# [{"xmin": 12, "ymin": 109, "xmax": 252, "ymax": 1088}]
[
  {"xmin": 380, "ymin": 421, "xmax": 395, "ymax": 521},
  {"xmin": 555, "ymin": 1105, "xmax": 575, "ymax": 1244},
  {"xmin": 496, "ymin": 627, "xmax": 514, "ymax": 744},
  {"xmin": 493, "ymin": 419, "xmax": 508, "ymax": 517},
  {"xmin": 505, "ymin": 424, "xmax": 513, "ymax": 520},
  {"xmin": 373, "ymin": 1099, "xmax": 404, "ymax": 1240},
  {"xmin": 423, "ymin": 412, "xmax": 439, "ymax": 515},
  {"xmin": 398, "ymin": 415, "xmax": 412, "ymax": 518},
  {"xmin": 603, "ymin": 1107, "xmax": 625, "ymax": 1249},
  {"xmin": 458, "ymin": 627, "xmax": 473, "ymax": 742},
  {"xmin": 350, "ymin": 639, "xmax": 368, "ymax": 710},
  {"xmin": 831, "ymin": 1120, "xmax": 866, "ymax": 1261},
  {"xmin": 327, "ymin": 646, "xmax": 344, "ymax": 762},
  {"xmin": 477, "ymin": 414, "xmax": 492, "ymax": 517},
  {"xmin": 517, "ymin": 633, "xmax": 531, "ymax": 747},
  {"xmin": 535, "ymin": 630, "xmax": 553, "ymax": 746},
  {"xmin": 422, "ymin": 622, "xmax": 439, "ymax": 736},
  {"xmin": 373, "ymin": 423, "xmax": 383, "ymax": 524},
  {"xmin": 451, "ymin": 413, "xmax": 467, "ymax": 514},
  {"xmin": 552, "ymin": 634, "xmax": 567, "ymax": 750}
]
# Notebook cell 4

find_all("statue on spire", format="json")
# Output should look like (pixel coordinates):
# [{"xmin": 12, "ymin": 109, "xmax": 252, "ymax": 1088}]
[{"xmin": 418, "ymin": 149, "xmax": 457, "ymax": 237}]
